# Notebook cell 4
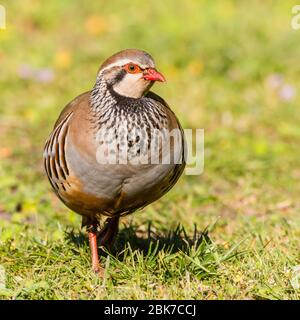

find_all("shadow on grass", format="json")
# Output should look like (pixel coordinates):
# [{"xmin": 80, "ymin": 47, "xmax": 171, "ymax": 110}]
[
  {"xmin": 64, "ymin": 223, "xmax": 244, "ymax": 278},
  {"xmin": 65, "ymin": 222, "xmax": 211, "ymax": 256},
  {"xmin": 116, "ymin": 222, "xmax": 211, "ymax": 254}
]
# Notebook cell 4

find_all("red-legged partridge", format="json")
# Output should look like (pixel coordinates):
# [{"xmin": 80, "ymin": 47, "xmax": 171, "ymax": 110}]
[{"xmin": 43, "ymin": 49, "xmax": 185, "ymax": 274}]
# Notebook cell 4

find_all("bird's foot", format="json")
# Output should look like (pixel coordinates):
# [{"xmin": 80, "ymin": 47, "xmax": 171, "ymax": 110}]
[{"xmin": 92, "ymin": 264, "xmax": 104, "ymax": 276}]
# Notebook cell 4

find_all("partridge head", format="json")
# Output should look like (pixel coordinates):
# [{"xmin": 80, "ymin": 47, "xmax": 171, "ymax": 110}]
[{"xmin": 99, "ymin": 49, "xmax": 165, "ymax": 98}]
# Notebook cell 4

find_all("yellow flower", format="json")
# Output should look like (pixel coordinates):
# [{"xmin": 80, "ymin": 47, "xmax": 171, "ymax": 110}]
[
  {"xmin": 54, "ymin": 50, "xmax": 72, "ymax": 70},
  {"xmin": 223, "ymin": 242, "xmax": 229, "ymax": 249},
  {"xmin": 85, "ymin": 15, "xmax": 108, "ymax": 36}
]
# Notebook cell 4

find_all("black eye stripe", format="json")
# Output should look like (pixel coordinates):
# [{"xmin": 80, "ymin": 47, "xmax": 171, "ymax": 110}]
[{"xmin": 114, "ymin": 69, "xmax": 126, "ymax": 83}]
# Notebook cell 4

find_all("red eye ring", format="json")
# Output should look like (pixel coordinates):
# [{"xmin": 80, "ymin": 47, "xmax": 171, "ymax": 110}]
[{"xmin": 124, "ymin": 63, "xmax": 141, "ymax": 74}]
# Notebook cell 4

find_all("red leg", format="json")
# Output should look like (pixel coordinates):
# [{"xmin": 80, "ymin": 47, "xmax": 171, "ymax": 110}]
[{"xmin": 88, "ymin": 226, "xmax": 103, "ymax": 275}]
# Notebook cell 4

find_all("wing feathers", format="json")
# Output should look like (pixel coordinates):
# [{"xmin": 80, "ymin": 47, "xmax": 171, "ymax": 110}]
[{"xmin": 43, "ymin": 112, "xmax": 73, "ymax": 193}]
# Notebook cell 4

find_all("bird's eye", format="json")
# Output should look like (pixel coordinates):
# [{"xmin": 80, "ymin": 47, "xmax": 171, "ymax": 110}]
[
  {"xmin": 128, "ymin": 64, "xmax": 136, "ymax": 71},
  {"xmin": 124, "ymin": 63, "xmax": 141, "ymax": 74}
]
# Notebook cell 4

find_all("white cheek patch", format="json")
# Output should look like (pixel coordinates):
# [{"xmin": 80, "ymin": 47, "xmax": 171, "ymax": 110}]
[{"xmin": 113, "ymin": 73, "xmax": 147, "ymax": 98}]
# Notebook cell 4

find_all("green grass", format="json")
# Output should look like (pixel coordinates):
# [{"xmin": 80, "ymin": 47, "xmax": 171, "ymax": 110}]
[{"xmin": 0, "ymin": 0, "xmax": 300, "ymax": 299}]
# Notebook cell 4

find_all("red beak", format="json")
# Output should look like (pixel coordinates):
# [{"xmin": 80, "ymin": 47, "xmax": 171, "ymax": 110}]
[{"xmin": 143, "ymin": 68, "xmax": 166, "ymax": 82}]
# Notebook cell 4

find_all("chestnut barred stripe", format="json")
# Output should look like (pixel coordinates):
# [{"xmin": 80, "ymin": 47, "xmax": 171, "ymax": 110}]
[
  {"xmin": 59, "ymin": 123, "xmax": 70, "ymax": 177},
  {"xmin": 43, "ymin": 112, "xmax": 73, "ymax": 192}
]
